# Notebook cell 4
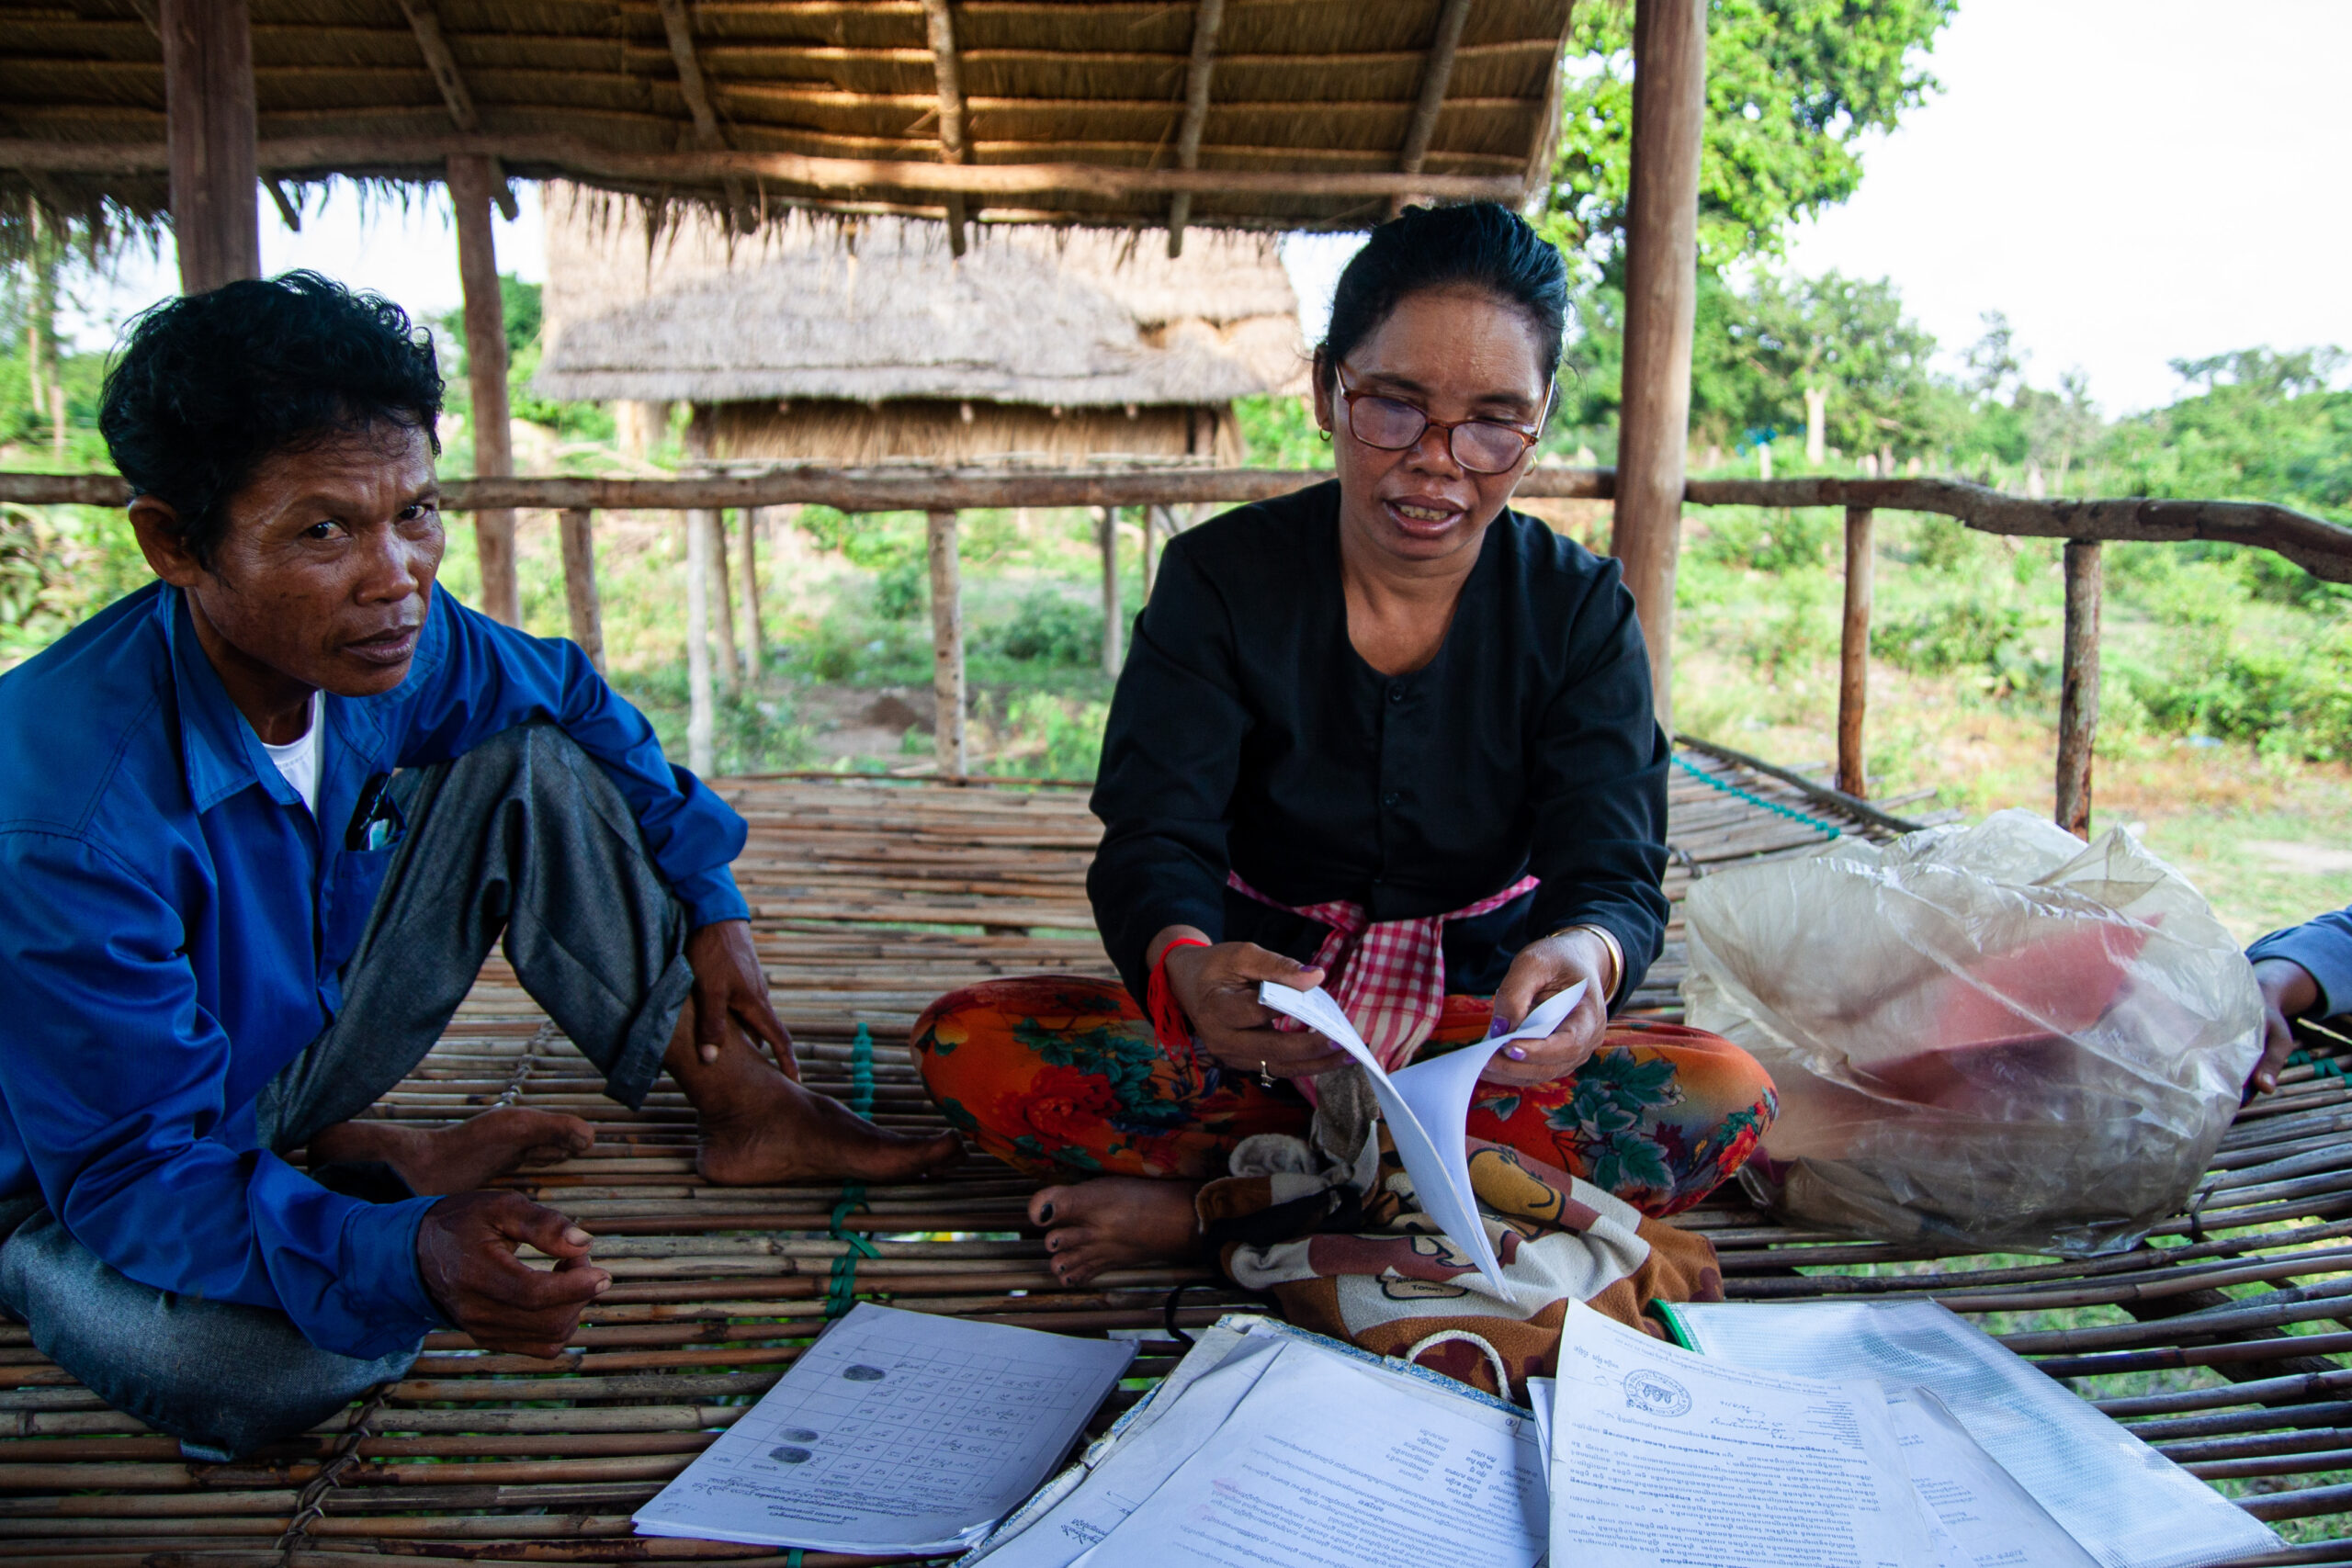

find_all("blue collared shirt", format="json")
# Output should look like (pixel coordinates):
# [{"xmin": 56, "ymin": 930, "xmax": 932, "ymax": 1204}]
[
  {"xmin": 2250, "ymin": 910, "xmax": 2352, "ymax": 1021},
  {"xmin": 0, "ymin": 583, "xmax": 749, "ymax": 1359}
]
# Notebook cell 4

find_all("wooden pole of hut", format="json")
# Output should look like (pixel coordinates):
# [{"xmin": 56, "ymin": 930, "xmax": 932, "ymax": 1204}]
[
  {"xmin": 741, "ymin": 506, "xmax": 763, "ymax": 678},
  {"xmin": 1611, "ymin": 0, "xmax": 1707, "ymax": 730},
  {"xmin": 1098, "ymin": 505, "xmax": 1122, "ymax": 675},
  {"xmin": 160, "ymin": 0, "xmax": 260, "ymax": 293},
  {"xmin": 707, "ymin": 510, "xmax": 737, "ymax": 693},
  {"xmin": 926, "ymin": 511, "xmax": 967, "ymax": 776},
  {"xmin": 685, "ymin": 505, "xmax": 716, "ymax": 777},
  {"xmin": 447, "ymin": 152, "xmax": 521, "ymax": 626},
  {"xmin": 1837, "ymin": 506, "xmax": 1873, "ymax": 797},
  {"xmin": 557, "ymin": 507, "xmax": 604, "ymax": 673},
  {"xmin": 2056, "ymin": 540, "xmax": 2103, "ymax": 838}
]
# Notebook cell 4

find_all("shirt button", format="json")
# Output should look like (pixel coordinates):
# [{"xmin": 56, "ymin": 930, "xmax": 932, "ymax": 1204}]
[
  {"xmin": 1387, "ymin": 685, "xmax": 1404, "ymax": 705},
  {"xmin": 1383, "ymin": 792, "xmax": 1400, "ymax": 807}
]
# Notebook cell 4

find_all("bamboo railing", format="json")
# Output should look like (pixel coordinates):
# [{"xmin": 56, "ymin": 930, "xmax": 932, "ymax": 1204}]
[{"xmin": 9, "ymin": 464, "xmax": 2351, "ymax": 832}]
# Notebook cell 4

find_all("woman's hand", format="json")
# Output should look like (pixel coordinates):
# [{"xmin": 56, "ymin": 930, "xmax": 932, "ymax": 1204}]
[
  {"xmin": 1485, "ymin": 930, "xmax": 1614, "ymax": 1087},
  {"xmin": 1153, "ymin": 928, "xmax": 1347, "ymax": 1078},
  {"xmin": 2249, "ymin": 957, "xmax": 2321, "ymax": 1096}
]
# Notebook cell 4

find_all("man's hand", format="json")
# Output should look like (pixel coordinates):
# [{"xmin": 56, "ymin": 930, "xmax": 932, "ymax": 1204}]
[
  {"xmin": 2250, "ymin": 957, "xmax": 2323, "ymax": 1096},
  {"xmin": 1484, "ymin": 930, "xmax": 1613, "ymax": 1087},
  {"xmin": 687, "ymin": 919, "xmax": 798, "ymax": 1079},
  {"xmin": 416, "ymin": 1190, "xmax": 610, "ymax": 1359},
  {"xmin": 1154, "ymin": 928, "xmax": 1346, "ymax": 1078}
]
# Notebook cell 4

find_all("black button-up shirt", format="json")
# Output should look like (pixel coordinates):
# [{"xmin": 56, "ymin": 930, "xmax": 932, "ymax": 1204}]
[{"xmin": 1088, "ymin": 479, "xmax": 1670, "ymax": 1006}]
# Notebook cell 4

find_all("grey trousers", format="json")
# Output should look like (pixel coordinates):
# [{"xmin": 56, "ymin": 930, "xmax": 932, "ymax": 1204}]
[{"xmin": 0, "ymin": 724, "xmax": 699, "ymax": 1461}]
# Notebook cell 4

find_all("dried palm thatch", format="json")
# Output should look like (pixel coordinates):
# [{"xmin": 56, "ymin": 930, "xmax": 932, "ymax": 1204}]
[
  {"xmin": 537, "ymin": 194, "xmax": 1300, "ymax": 463},
  {"xmin": 0, "ymin": 0, "xmax": 1577, "ymax": 263}
]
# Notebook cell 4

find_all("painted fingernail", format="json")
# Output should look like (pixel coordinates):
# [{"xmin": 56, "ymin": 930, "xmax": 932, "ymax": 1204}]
[
  {"xmin": 563, "ymin": 1227, "xmax": 593, "ymax": 1247},
  {"xmin": 1505, "ymin": 1046, "xmax": 1528, "ymax": 1060}
]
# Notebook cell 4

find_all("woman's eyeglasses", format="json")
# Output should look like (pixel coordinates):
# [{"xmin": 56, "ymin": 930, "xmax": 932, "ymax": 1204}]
[{"xmin": 1333, "ymin": 365, "xmax": 1551, "ymax": 475}]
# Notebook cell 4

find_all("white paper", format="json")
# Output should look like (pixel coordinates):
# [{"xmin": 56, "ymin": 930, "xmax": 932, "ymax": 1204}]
[
  {"xmin": 1255, "ymin": 979, "xmax": 1585, "ymax": 1291},
  {"xmin": 1885, "ymin": 1384, "xmax": 2098, "ymax": 1568},
  {"xmin": 1077, "ymin": 1337, "xmax": 1547, "ymax": 1568},
  {"xmin": 633, "ymin": 1303, "xmax": 1135, "ymax": 1553},
  {"xmin": 1527, "ymin": 1375, "xmax": 1555, "ymax": 1462},
  {"xmin": 1550, "ymin": 1301, "xmax": 1937, "ymax": 1568},
  {"xmin": 1668, "ymin": 1300, "xmax": 2281, "ymax": 1568}
]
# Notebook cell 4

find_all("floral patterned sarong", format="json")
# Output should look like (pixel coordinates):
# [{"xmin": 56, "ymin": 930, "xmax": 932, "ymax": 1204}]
[{"xmin": 910, "ymin": 977, "xmax": 1775, "ymax": 1219}]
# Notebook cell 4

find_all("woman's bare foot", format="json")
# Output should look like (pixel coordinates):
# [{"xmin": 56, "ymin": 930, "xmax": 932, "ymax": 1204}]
[
  {"xmin": 1028, "ymin": 1178, "xmax": 1206, "ymax": 1287},
  {"xmin": 308, "ymin": 1109, "xmax": 595, "ymax": 1197}
]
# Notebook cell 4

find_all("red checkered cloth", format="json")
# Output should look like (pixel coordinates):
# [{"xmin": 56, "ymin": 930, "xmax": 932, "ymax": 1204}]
[{"xmin": 1227, "ymin": 871, "xmax": 1541, "ymax": 1073}]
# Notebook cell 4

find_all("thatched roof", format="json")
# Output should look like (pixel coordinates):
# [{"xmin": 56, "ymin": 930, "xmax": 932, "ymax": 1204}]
[
  {"xmin": 534, "ymin": 193, "xmax": 1306, "ymax": 408},
  {"xmin": 1, "ymin": 0, "xmax": 1577, "ymax": 253}
]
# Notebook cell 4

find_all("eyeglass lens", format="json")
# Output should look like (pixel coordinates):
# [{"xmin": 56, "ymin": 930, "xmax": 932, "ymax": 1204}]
[{"xmin": 1348, "ymin": 394, "xmax": 1529, "ymax": 473}]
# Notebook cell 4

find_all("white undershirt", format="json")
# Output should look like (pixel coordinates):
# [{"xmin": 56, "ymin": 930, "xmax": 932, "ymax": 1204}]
[{"xmin": 260, "ymin": 691, "xmax": 325, "ymax": 818}]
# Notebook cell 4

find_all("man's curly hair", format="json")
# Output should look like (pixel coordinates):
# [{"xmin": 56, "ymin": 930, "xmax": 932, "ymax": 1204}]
[{"xmin": 99, "ymin": 271, "xmax": 445, "ymax": 570}]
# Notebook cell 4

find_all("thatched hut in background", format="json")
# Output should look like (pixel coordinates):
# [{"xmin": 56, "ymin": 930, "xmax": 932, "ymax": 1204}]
[{"xmin": 532, "ymin": 189, "xmax": 1307, "ymax": 467}]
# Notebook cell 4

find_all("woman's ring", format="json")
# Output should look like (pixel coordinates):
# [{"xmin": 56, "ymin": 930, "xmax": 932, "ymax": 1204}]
[{"xmin": 1258, "ymin": 1060, "xmax": 1275, "ymax": 1088}]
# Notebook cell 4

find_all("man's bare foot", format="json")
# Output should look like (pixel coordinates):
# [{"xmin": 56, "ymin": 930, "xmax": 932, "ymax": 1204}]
[
  {"xmin": 683, "ymin": 1048, "xmax": 961, "ymax": 1186},
  {"xmin": 1028, "ymin": 1178, "xmax": 1205, "ymax": 1287},
  {"xmin": 309, "ymin": 1109, "xmax": 595, "ymax": 1197}
]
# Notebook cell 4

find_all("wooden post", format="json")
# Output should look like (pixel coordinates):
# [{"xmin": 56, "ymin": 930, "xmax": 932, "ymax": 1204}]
[
  {"xmin": 926, "ymin": 510, "xmax": 967, "ymax": 777},
  {"xmin": 447, "ymin": 152, "xmax": 520, "ymax": 626},
  {"xmin": 159, "ymin": 0, "xmax": 259, "ymax": 292},
  {"xmin": 1098, "ymin": 505, "xmax": 1122, "ymax": 675},
  {"xmin": 1837, "ymin": 506, "xmax": 1874, "ymax": 798},
  {"xmin": 558, "ymin": 507, "xmax": 604, "ymax": 674},
  {"xmin": 1611, "ymin": 0, "xmax": 1707, "ymax": 731},
  {"xmin": 741, "ymin": 505, "xmax": 763, "ymax": 678},
  {"xmin": 685, "ymin": 509, "xmax": 716, "ymax": 776},
  {"xmin": 1141, "ymin": 506, "xmax": 1160, "ymax": 600},
  {"xmin": 2056, "ymin": 539, "xmax": 2103, "ymax": 839},
  {"xmin": 707, "ymin": 510, "xmax": 737, "ymax": 693}
]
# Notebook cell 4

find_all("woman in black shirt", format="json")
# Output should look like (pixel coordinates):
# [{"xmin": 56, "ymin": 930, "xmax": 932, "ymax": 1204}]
[{"xmin": 913, "ymin": 205, "xmax": 1774, "ymax": 1284}]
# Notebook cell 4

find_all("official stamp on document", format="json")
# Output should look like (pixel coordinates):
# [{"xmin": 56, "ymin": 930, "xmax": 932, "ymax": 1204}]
[{"xmin": 1621, "ymin": 1371, "xmax": 1692, "ymax": 1418}]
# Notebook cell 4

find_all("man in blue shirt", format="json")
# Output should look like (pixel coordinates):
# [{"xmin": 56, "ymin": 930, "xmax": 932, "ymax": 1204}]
[
  {"xmin": 0, "ymin": 273, "xmax": 956, "ymax": 1459},
  {"xmin": 2248, "ymin": 909, "xmax": 2352, "ymax": 1094}
]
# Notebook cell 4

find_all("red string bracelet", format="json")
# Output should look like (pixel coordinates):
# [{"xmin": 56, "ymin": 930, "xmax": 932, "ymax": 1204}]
[{"xmin": 1146, "ymin": 937, "xmax": 1212, "ymax": 1062}]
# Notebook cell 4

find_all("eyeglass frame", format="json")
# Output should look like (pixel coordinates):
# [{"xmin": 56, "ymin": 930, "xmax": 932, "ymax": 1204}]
[{"xmin": 1329, "ymin": 362, "xmax": 1555, "ymax": 474}]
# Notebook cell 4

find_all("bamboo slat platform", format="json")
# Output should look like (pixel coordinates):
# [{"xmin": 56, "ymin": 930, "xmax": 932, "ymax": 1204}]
[{"xmin": 6, "ymin": 746, "xmax": 2351, "ymax": 1565}]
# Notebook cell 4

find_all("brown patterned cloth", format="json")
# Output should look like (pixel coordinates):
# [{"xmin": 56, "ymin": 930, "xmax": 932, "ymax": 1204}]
[{"xmin": 1194, "ymin": 1066, "xmax": 1725, "ymax": 1402}]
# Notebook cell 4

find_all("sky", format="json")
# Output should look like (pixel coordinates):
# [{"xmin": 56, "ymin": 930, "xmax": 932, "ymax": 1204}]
[{"xmin": 73, "ymin": 0, "xmax": 2352, "ymax": 417}]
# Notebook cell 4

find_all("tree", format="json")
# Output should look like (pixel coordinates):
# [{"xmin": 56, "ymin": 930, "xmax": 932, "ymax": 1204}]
[{"xmin": 1537, "ymin": 0, "xmax": 1956, "ymax": 270}]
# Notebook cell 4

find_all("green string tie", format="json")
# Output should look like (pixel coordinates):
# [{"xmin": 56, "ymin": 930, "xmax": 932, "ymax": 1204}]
[
  {"xmin": 2286, "ymin": 1048, "xmax": 2346, "ymax": 1083},
  {"xmin": 825, "ymin": 1024, "xmax": 881, "ymax": 1318},
  {"xmin": 1672, "ymin": 753, "xmax": 1844, "ymax": 840}
]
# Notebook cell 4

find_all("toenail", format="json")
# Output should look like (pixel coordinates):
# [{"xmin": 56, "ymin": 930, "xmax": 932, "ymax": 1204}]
[{"xmin": 1037, "ymin": 1202, "xmax": 1056, "ymax": 1223}]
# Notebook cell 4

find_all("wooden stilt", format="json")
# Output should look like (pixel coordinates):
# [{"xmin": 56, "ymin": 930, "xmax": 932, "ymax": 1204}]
[
  {"xmin": 447, "ymin": 152, "xmax": 519, "ymax": 626},
  {"xmin": 1141, "ymin": 505, "xmax": 1162, "ymax": 599},
  {"xmin": 1611, "ymin": 0, "xmax": 1707, "ymax": 730},
  {"xmin": 159, "ymin": 0, "xmax": 259, "ymax": 292},
  {"xmin": 2057, "ymin": 539, "xmax": 2103, "ymax": 838},
  {"xmin": 741, "ymin": 506, "xmax": 763, "ymax": 679},
  {"xmin": 926, "ymin": 511, "xmax": 967, "ymax": 777},
  {"xmin": 707, "ymin": 510, "xmax": 737, "ymax": 694},
  {"xmin": 1099, "ymin": 505, "xmax": 1122, "ymax": 676},
  {"xmin": 684, "ymin": 509, "xmax": 716, "ymax": 776},
  {"xmin": 1837, "ymin": 505, "xmax": 1874, "ymax": 798},
  {"xmin": 558, "ymin": 507, "xmax": 604, "ymax": 674}
]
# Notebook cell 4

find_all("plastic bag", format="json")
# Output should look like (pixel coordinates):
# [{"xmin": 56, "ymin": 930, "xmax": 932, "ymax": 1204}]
[{"xmin": 1682, "ymin": 809, "xmax": 2261, "ymax": 1257}]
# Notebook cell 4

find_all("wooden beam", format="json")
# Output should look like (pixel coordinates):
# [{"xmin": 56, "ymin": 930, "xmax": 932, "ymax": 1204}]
[
  {"xmin": 926, "ymin": 511, "xmax": 967, "ymax": 776},
  {"xmin": 447, "ymin": 152, "xmax": 520, "ymax": 626},
  {"xmin": 158, "ymin": 0, "xmax": 259, "ymax": 292},
  {"xmin": 0, "ymin": 138, "xmax": 1530, "ymax": 205},
  {"xmin": 2057, "ymin": 539, "xmax": 2103, "ymax": 839},
  {"xmin": 684, "ymin": 507, "xmax": 716, "ymax": 776},
  {"xmin": 1165, "ymin": 0, "xmax": 1226, "ymax": 257},
  {"xmin": 1099, "ymin": 505, "xmax": 1122, "ymax": 676},
  {"xmin": 654, "ymin": 0, "xmax": 754, "ymax": 231},
  {"xmin": 707, "ymin": 509, "xmax": 737, "ymax": 694},
  {"xmin": 922, "ymin": 0, "xmax": 973, "ymax": 255},
  {"xmin": 1837, "ymin": 505, "xmax": 1873, "ymax": 798},
  {"xmin": 394, "ymin": 0, "xmax": 516, "ymax": 219},
  {"xmin": 1387, "ymin": 0, "xmax": 1472, "ymax": 220},
  {"xmin": 1611, "ymin": 0, "xmax": 1706, "ymax": 730},
  {"xmin": 558, "ymin": 507, "xmax": 605, "ymax": 674},
  {"xmin": 741, "ymin": 506, "xmax": 763, "ymax": 679}
]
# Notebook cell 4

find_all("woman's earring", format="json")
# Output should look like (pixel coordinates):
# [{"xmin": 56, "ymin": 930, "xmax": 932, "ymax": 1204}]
[{"xmin": 1317, "ymin": 428, "xmax": 1332, "ymax": 444}]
